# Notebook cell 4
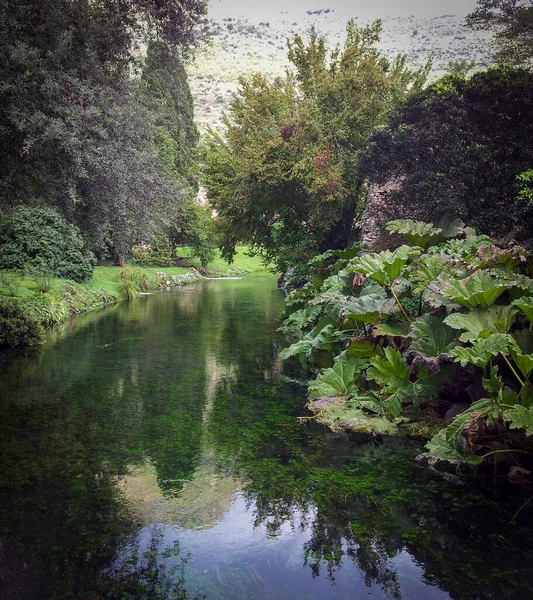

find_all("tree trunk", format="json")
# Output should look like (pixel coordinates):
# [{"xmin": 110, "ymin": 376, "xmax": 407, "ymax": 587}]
[{"xmin": 113, "ymin": 253, "xmax": 125, "ymax": 267}]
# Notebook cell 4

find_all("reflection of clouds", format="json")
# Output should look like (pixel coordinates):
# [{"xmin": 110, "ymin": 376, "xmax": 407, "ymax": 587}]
[
  {"xmin": 118, "ymin": 459, "xmax": 241, "ymax": 530},
  {"xmin": 117, "ymin": 494, "xmax": 451, "ymax": 600}
]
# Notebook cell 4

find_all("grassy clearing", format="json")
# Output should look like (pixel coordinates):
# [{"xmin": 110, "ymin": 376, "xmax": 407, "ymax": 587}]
[{"xmin": 177, "ymin": 245, "xmax": 273, "ymax": 276}]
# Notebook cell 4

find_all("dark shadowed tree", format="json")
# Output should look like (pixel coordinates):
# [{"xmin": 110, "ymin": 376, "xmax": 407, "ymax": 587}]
[
  {"xmin": 0, "ymin": 0, "xmax": 207, "ymax": 261},
  {"xmin": 362, "ymin": 67, "xmax": 533, "ymax": 243}
]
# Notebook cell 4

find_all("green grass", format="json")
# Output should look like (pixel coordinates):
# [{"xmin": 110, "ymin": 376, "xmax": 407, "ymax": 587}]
[{"xmin": 177, "ymin": 246, "xmax": 274, "ymax": 276}]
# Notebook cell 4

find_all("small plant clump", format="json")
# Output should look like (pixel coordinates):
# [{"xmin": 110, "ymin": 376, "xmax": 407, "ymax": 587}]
[
  {"xmin": 117, "ymin": 266, "xmax": 151, "ymax": 301},
  {"xmin": 280, "ymin": 219, "xmax": 533, "ymax": 466}
]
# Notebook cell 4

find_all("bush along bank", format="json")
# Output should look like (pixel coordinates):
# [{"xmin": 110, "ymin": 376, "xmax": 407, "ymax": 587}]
[
  {"xmin": 279, "ymin": 219, "xmax": 533, "ymax": 471},
  {"xmin": 0, "ymin": 265, "xmax": 205, "ymax": 348}
]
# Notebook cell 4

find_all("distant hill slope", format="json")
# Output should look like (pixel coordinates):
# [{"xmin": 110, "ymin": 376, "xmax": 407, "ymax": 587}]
[{"xmin": 187, "ymin": 11, "xmax": 493, "ymax": 132}]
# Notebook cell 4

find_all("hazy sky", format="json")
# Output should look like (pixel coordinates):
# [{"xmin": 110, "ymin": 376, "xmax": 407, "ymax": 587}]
[{"xmin": 208, "ymin": 0, "xmax": 480, "ymax": 22}]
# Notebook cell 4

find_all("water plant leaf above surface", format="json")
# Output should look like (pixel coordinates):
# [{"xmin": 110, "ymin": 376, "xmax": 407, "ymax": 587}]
[
  {"xmin": 444, "ymin": 305, "xmax": 518, "ymax": 342},
  {"xmin": 409, "ymin": 314, "xmax": 458, "ymax": 358},
  {"xmin": 308, "ymin": 353, "xmax": 368, "ymax": 400}
]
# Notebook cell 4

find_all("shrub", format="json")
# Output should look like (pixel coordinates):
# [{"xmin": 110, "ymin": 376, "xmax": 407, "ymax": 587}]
[
  {"xmin": 0, "ymin": 298, "xmax": 44, "ymax": 347},
  {"xmin": 0, "ymin": 206, "xmax": 96, "ymax": 282},
  {"xmin": 363, "ymin": 68, "xmax": 533, "ymax": 244},
  {"xmin": 132, "ymin": 236, "xmax": 176, "ymax": 267}
]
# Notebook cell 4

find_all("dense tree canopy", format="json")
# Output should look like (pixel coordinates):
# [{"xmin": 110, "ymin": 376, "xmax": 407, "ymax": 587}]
[
  {"xmin": 202, "ymin": 20, "xmax": 430, "ymax": 271},
  {"xmin": 0, "ymin": 0, "xmax": 207, "ymax": 259},
  {"xmin": 362, "ymin": 67, "xmax": 533, "ymax": 244},
  {"xmin": 466, "ymin": 0, "xmax": 533, "ymax": 67}
]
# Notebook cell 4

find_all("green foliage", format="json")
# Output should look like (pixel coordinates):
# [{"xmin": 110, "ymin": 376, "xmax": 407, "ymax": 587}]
[
  {"xmin": 202, "ymin": 20, "xmax": 430, "ymax": 272},
  {"xmin": 132, "ymin": 237, "xmax": 176, "ymax": 267},
  {"xmin": 352, "ymin": 245, "xmax": 422, "ymax": 286},
  {"xmin": 117, "ymin": 266, "xmax": 151, "ymax": 301},
  {"xmin": 0, "ymin": 298, "xmax": 44, "ymax": 347},
  {"xmin": 174, "ymin": 200, "xmax": 217, "ymax": 269},
  {"xmin": 308, "ymin": 353, "xmax": 367, "ymax": 400},
  {"xmin": 466, "ymin": 0, "xmax": 533, "ymax": 66},
  {"xmin": 364, "ymin": 68, "xmax": 533, "ymax": 245},
  {"xmin": 280, "ymin": 219, "xmax": 533, "ymax": 465},
  {"xmin": 0, "ymin": 0, "xmax": 206, "ymax": 257},
  {"xmin": 430, "ymin": 271, "xmax": 513, "ymax": 309},
  {"xmin": 0, "ymin": 206, "xmax": 95, "ymax": 282}
]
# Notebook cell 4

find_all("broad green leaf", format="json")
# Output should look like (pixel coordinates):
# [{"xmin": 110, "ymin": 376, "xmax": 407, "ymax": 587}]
[
  {"xmin": 308, "ymin": 354, "xmax": 368, "ymax": 399},
  {"xmin": 521, "ymin": 382, "xmax": 533, "ymax": 408},
  {"xmin": 510, "ymin": 348, "xmax": 533, "ymax": 379},
  {"xmin": 368, "ymin": 347, "xmax": 410, "ymax": 386},
  {"xmin": 512, "ymin": 329, "xmax": 533, "ymax": 355},
  {"xmin": 279, "ymin": 320, "xmax": 336, "ymax": 361},
  {"xmin": 512, "ymin": 296, "xmax": 533, "ymax": 324},
  {"xmin": 320, "ymin": 406, "xmax": 399, "ymax": 435},
  {"xmin": 449, "ymin": 333, "xmax": 511, "ymax": 368},
  {"xmin": 351, "ymin": 245, "xmax": 421, "ymax": 286},
  {"xmin": 343, "ymin": 294, "xmax": 396, "ymax": 324},
  {"xmin": 373, "ymin": 321, "xmax": 410, "ymax": 338},
  {"xmin": 411, "ymin": 253, "xmax": 455, "ymax": 295},
  {"xmin": 426, "ymin": 398, "xmax": 493, "ymax": 463},
  {"xmin": 504, "ymin": 405, "xmax": 533, "ymax": 435},
  {"xmin": 409, "ymin": 314, "xmax": 458, "ymax": 358},
  {"xmin": 482, "ymin": 367, "xmax": 503, "ymax": 395},
  {"xmin": 431, "ymin": 270, "xmax": 513, "ymax": 309},
  {"xmin": 439, "ymin": 218, "xmax": 465, "ymax": 240},
  {"xmin": 333, "ymin": 242, "xmax": 365, "ymax": 261},
  {"xmin": 444, "ymin": 305, "xmax": 518, "ymax": 342},
  {"xmin": 386, "ymin": 219, "xmax": 443, "ymax": 248},
  {"xmin": 282, "ymin": 305, "xmax": 322, "ymax": 331},
  {"xmin": 368, "ymin": 348, "xmax": 411, "ymax": 412},
  {"xmin": 347, "ymin": 339, "xmax": 382, "ymax": 357}
]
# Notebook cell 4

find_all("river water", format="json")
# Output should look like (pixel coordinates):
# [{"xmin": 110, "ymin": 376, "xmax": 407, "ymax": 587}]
[{"xmin": 0, "ymin": 278, "xmax": 532, "ymax": 599}]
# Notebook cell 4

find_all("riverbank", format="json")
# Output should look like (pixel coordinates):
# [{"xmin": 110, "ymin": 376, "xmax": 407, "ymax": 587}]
[{"xmin": 0, "ymin": 247, "xmax": 273, "ymax": 347}]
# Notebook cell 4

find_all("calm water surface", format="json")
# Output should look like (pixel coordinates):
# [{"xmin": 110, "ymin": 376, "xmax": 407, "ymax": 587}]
[{"xmin": 0, "ymin": 278, "xmax": 532, "ymax": 600}]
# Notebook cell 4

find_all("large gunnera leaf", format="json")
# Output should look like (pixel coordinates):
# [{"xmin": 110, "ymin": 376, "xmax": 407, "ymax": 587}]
[
  {"xmin": 279, "ymin": 320, "xmax": 336, "ymax": 362},
  {"xmin": 444, "ymin": 305, "xmax": 518, "ymax": 342},
  {"xmin": 504, "ymin": 405, "xmax": 533, "ymax": 436},
  {"xmin": 342, "ymin": 294, "xmax": 396, "ymax": 324},
  {"xmin": 386, "ymin": 219, "xmax": 443, "ymax": 248},
  {"xmin": 512, "ymin": 296, "xmax": 533, "ymax": 325},
  {"xmin": 350, "ymin": 246, "xmax": 421, "ymax": 287},
  {"xmin": 318, "ymin": 406, "xmax": 400, "ymax": 435},
  {"xmin": 308, "ymin": 354, "xmax": 368, "ymax": 399},
  {"xmin": 449, "ymin": 333, "xmax": 511, "ymax": 368},
  {"xmin": 409, "ymin": 314, "xmax": 458, "ymax": 358},
  {"xmin": 430, "ymin": 271, "xmax": 513, "ymax": 309}
]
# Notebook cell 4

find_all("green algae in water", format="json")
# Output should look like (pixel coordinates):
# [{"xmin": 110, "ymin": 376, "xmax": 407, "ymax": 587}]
[{"xmin": 0, "ymin": 278, "xmax": 532, "ymax": 600}]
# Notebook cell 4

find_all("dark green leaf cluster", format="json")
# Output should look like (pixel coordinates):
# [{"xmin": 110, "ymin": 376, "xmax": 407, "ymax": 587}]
[
  {"xmin": 280, "ymin": 219, "xmax": 533, "ymax": 465},
  {"xmin": 0, "ymin": 0, "xmax": 206, "ymax": 260},
  {"xmin": 0, "ymin": 298, "xmax": 44, "ymax": 347},
  {"xmin": 0, "ymin": 206, "xmax": 96, "ymax": 282},
  {"xmin": 363, "ymin": 68, "xmax": 533, "ymax": 245}
]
